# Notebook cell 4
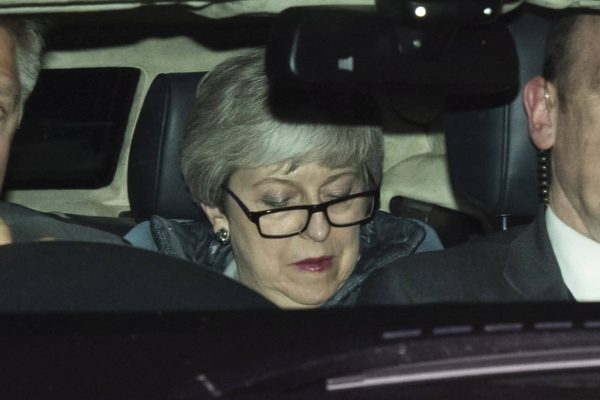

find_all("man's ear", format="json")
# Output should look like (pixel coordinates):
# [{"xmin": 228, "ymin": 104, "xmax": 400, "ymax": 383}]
[
  {"xmin": 200, "ymin": 203, "xmax": 230, "ymax": 233},
  {"xmin": 523, "ymin": 76, "xmax": 556, "ymax": 150}
]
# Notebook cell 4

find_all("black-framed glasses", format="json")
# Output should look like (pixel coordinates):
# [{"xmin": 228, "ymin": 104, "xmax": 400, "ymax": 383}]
[{"xmin": 222, "ymin": 186, "xmax": 380, "ymax": 238}]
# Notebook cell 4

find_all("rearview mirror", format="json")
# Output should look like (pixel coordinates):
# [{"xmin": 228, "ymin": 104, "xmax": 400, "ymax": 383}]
[{"xmin": 266, "ymin": 6, "xmax": 518, "ymax": 97}]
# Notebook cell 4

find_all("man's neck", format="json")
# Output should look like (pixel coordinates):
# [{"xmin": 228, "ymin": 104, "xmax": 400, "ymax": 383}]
[{"xmin": 549, "ymin": 184, "xmax": 600, "ymax": 243}]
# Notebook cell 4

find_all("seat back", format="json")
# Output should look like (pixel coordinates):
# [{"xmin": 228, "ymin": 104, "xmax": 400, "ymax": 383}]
[
  {"xmin": 128, "ymin": 72, "xmax": 206, "ymax": 221},
  {"xmin": 444, "ymin": 10, "xmax": 550, "ymax": 221},
  {"xmin": 129, "ymin": 11, "xmax": 549, "ymax": 226}
]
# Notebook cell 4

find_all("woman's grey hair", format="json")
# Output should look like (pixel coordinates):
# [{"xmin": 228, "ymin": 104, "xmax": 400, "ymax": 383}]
[
  {"xmin": 0, "ymin": 18, "xmax": 45, "ymax": 107},
  {"xmin": 182, "ymin": 48, "xmax": 383, "ymax": 208}
]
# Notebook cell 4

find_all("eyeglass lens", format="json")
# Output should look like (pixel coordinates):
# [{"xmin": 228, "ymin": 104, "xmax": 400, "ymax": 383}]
[{"xmin": 258, "ymin": 194, "xmax": 374, "ymax": 237}]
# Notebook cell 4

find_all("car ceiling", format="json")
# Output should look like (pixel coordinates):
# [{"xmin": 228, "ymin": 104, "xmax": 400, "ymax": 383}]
[{"xmin": 0, "ymin": 0, "xmax": 597, "ymax": 17}]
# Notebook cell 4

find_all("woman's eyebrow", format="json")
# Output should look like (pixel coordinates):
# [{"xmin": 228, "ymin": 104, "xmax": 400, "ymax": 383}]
[
  {"xmin": 251, "ymin": 177, "xmax": 297, "ymax": 189},
  {"xmin": 252, "ymin": 171, "xmax": 357, "ymax": 189}
]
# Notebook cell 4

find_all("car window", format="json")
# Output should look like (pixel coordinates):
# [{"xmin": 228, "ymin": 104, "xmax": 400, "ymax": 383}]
[{"xmin": 6, "ymin": 67, "xmax": 139, "ymax": 190}]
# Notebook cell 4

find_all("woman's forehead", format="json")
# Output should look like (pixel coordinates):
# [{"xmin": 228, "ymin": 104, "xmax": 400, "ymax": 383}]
[{"xmin": 229, "ymin": 163, "xmax": 360, "ymax": 189}]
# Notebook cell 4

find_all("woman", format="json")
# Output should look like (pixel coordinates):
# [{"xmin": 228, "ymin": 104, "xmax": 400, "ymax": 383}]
[{"xmin": 126, "ymin": 49, "xmax": 441, "ymax": 308}]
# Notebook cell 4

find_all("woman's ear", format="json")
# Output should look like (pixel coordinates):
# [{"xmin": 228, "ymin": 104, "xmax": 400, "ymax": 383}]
[
  {"xmin": 200, "ymin": 203, "xmax": 230, "ymax": 233},
  {"xmin": 523, "ymin": 76, "xmax": 557, "ymax": 150}
]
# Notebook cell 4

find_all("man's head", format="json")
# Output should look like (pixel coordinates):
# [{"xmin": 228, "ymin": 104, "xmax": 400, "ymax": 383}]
[
  {"xmin": 0, "ymin": 18, "xmax": 44, "ymax": 192},
  {"xmin": 524, "ymin": 12, "xmax": 600, "ymax": 241}
]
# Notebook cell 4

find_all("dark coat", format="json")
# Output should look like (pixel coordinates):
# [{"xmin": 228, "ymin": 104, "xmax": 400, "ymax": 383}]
[
  {"xmin": 147, "ymin": 211, "xmax": 433, "ymax": 307},
  {"xmin": 357, "ymin": 211, "xmax": 573, "ymax": 305}
]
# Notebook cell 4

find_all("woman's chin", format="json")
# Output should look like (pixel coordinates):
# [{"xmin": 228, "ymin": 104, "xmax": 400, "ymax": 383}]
[{"xmin": 268, "ymin": 285, "xmax": 338, "ymax": 309}]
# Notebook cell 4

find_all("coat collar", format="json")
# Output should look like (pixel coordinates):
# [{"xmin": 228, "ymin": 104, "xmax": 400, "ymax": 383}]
[
  {"xmin": 323, "ymin": 211, "xmax": 426, "ymax": 306},
  {"xmin": 151, "ymin": 211, "xmax": 426, "ymax": 307},
  {"xmin": 503, "ymin": 209, "xmax": 572, "ymax": 300}
]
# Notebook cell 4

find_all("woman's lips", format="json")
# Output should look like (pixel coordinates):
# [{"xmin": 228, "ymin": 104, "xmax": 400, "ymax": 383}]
[{"xmin": 293, "ymin": 256, "xmax": 334, "ymax": 272}]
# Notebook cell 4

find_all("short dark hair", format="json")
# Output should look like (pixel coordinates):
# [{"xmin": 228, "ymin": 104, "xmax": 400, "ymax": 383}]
[{"xmin": 542, "ymin": 12, "xmax": 582, "ymax": 108}]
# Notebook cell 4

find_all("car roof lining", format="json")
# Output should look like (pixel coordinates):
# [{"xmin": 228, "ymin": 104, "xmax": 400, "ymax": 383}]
[
  {"xmin": 0, "ymin": 1, "xmax": 372, "ymax": 16},
  {"xmin": 0, "ymin": 0, "xmax": 596, "ymax": 17},
  {"xmin": 45, "ymin": 9, "xmax": 270, "ymax": 51}
]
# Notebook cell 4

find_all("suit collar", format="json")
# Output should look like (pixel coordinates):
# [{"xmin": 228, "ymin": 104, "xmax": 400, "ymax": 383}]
[{"xmin": 503, "ymin": 209, "xmax": 572, "ymax": 300}]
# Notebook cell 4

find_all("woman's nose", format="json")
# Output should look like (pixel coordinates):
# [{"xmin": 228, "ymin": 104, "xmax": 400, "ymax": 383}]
[{"xmin": 302, "ymin": 211, "xmax": 330, "ymax": 242}]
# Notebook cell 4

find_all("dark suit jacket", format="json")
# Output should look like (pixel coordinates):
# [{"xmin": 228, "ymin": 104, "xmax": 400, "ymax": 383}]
[{"xmin": 358, "ymin": 211, "xmax": 574, "ymax": 305}]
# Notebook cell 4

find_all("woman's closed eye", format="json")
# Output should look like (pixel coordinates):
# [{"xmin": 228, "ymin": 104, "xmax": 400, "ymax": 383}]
[
  {"xmin": 260, "ymin": 194, "xmax": 295, "ymax": 208},
  {"xmin": 322, "ymin": 184, "xmax": 358, "ymax": 200},
  {"xmin": 324, "ymin": 191, "xmax": 352, "ymax": 201}
]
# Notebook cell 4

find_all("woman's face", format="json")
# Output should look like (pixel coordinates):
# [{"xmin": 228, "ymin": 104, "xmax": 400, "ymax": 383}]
[{"xmin": 204, "ymin": 163, "xmax": 365, "ymax": 309}]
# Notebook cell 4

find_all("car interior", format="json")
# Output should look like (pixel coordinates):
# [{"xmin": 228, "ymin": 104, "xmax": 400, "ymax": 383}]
[
  {"xmin": 3, "ymin": 3, "xmax": 500, "ymax": 247},
  {"xmin": 0, "ymin": 0, "xmax": 575, "ymax": 314},
  {"xmin": 444, "ymin": 10, "xmax": 548, "ymax": 228},
  {"xmin": 4, "ymin": 1, "xmax": 600, "ymax": 399},
  {"xmin": 6, "ymin": 5, "xmax": 545, "ymax": 246}
]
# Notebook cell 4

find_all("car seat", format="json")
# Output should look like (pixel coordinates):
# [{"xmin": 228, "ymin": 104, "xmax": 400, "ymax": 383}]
[
  {"xmin": 127, "ymin": 72, "xmax": 207, "ymax": 222},
  {"xmin": 444, "ymin": 8, "xmax": 550, "ymax": 230}
]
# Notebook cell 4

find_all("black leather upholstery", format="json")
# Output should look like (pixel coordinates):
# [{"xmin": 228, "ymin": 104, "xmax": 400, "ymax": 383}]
[
  {"xmin": 128, "ymin": 72, "xmax": 206, "ymax": 221},
  {"xmin": 0, "ymin": 241, "xmax": 274, "ymax": 311},
  {"xmin": 444, "ymin": 11, "xmax": 550, "ymax": 218},
  {"xmin": 130, "ymin": 13, "xmax": 548, "ymax": 223}
]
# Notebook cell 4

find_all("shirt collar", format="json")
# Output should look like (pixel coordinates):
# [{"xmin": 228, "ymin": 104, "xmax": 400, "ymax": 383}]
[
  {"xmin": 223, "ymin": 258, "xmax": 238, "ymax": 281},
  {"xmin": 546, "ymin": 206, "xmax": 600, "ymax": 301}
]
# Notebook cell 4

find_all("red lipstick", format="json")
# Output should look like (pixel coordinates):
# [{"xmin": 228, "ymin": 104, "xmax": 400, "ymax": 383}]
[{"xmin": 293, "ymin": 256, "xmax": 334, "ymax": 272}]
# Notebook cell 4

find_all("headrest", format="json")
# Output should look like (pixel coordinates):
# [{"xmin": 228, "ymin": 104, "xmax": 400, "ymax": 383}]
[
  {"xmin": 444, "ymin": 11, "xmax": 550, "ymax": 218},
  {"xmin": 128, "ymin": 72, "xmax": 206, "ymax": 221}
]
